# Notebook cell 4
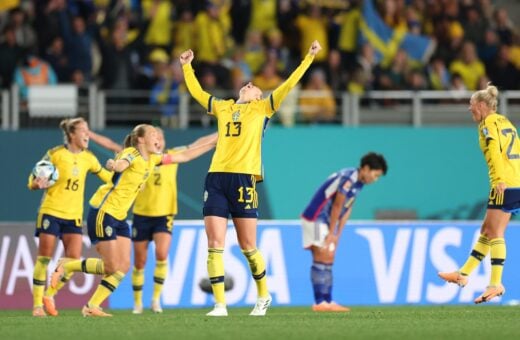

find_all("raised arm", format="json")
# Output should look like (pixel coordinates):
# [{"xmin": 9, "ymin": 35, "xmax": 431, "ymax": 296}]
[
  {"xmin": 270, "ymin": 40, "xmax": 322, "ymax": 111},
  {"xmin": 162, "ymin": 134, "xmax": 217, "ymax": 164},
  {"xmin": 89, "ymin": 131, "xmax": 123, "ymax": 153},
  {"xmin": 180, "ymin": 49, "xmax": 212, "ymax": 111}
]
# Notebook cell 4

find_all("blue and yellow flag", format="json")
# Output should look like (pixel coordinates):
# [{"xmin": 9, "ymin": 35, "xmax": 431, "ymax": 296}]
[{"xmin": 360, "ymin": 0, "xmax": 435, "ymax": 67}]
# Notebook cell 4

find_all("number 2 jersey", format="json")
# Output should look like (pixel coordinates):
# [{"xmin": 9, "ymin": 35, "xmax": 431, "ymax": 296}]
[
  {"xmin": 28, "ymin": 145, "xmax": 112, "ymax": 223},
  {"xmin": 89, "ymin": 147, "xmax": 162, "ymax": 220},
  {"xmin": 479, "ymin": 113, "xmax": 520, "ymax": 187},
  {"xmin": 302, "ymin": 168, "xmax": 364, "ymax": 225},
  {"xmin": 182, "ymin": 54, "xmax": 315, "ymax": 181}
]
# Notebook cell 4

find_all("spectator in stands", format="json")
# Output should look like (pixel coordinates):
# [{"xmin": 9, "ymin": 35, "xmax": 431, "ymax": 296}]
[
  {"xmin": 478, "ymin": 29, "xmax": 500, "ymax": 69},
  {"xmin": 43, "ymin": 36, "xmax": 70, "ymax": 83},
  {"xmin": 0, "ymin": 24, "xmax": 23, "ymax": 88},
  {"xmin": 252, "ymin": 62, "xmax": 283, "ymax": 92},
  {"xmin": 143, "ymin": 0, "xmax": 171, "ymax": 50},
  {"xmin": 449, "ymin": 41, "xmax": 486, "ymax": 90},
  {"xmin": 13, "ymin": 54, "xmax": 58, "ymax": 99},
  {"xmin": 59, "ymin": 9, "xmax": 93, "ymax": 82},
  {"xmin": 249, "ymin": 0, "xmax": 278, "ymax": 34},
  {"xmin": 335, "ymin": 1, "xmax": 361, "ymax": 75},
  {"xmin": 325, "ymin": 49, "xmax": 346, "ymax": 93},
  {"xmin": 355, "ymin": 43, "xmax": 376, "ymax": 91},
  {"xmin": 427, "ymin": 56, "xmax": 451, "ymax": 90},
  {"xmin": 229, "ymin": 47, "xmax": 252, "ymax": 94},
  {"xmin": 172, "ymin": 9, "xmax": 195, "ymax": 57},
  {"xmin": 265, "ymin": 28, "xmax": 290, "ymax": 76},
  {"xmin": 463, "ymin": 6, "xmax": 488, "ymax": 46},
  {"xmin": 376, "ymin": 49, "xmax": 409, "ymax": 90},
  {"xmin": 492, "ymin": 8, "xmax": 514, "ymax": 45},
  {"xmin": 294, "ymin": 5, "xmax": 329, "ymax": 67},
  {"xmin": 243, "ymin": 30, "xmax": 265, "ymax": 75},
  {"xmin": 148, "ymin": 49, "xmax": 182, "ymax": 128},
  {"xmin": 299, "ymin": 68, "xmax": 336, "ymax": 123},
  {"xmin": 9, "ymin": 7, "xmax": 37, "ymax": 50},
  {"xmin": 488, "ymin": 45, "xmax": 519, "ymax": 90},
  {"xmin": 34, "ymin": 0, "xmax": 66, "ymax": 56}
]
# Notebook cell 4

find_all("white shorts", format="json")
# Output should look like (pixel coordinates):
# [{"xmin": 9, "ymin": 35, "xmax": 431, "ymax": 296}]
[{"xmin": 301, "ymin": 218, "xmax": 329, "ymax": 249}]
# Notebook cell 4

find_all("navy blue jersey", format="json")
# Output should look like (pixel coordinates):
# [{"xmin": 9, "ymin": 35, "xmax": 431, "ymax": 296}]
[{"xmin": 302, "ymin": 168, "xmax": 364, "ymax": 225}]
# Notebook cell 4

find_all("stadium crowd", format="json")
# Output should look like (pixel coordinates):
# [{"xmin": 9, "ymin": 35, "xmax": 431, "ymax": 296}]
[{"xmin": 0, "ymin": 0, "xmax": 518, "ymax": 125}]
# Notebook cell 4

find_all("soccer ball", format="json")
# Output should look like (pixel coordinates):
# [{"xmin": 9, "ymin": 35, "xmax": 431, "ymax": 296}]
[{"xmin": 32, "ymin": 160, "xmax": 59, "ymax": 186}]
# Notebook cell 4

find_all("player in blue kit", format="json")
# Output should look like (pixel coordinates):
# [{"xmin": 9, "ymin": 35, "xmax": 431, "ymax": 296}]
[{"xmin": 301, "ymin": 152, "xmax": 387, "ymax": 312}]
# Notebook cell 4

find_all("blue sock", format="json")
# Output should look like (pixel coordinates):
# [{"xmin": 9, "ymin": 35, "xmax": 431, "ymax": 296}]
[{"xmin": 311, "ymin": 262, "xmax": 333, "ymax": 304}]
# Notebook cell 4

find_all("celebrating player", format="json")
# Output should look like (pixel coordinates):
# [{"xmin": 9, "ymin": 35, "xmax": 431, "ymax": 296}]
[
  {"xmin": 89, "ymin": 128, "xmax": 217, "ymax": 314},
  {"xmin": 180, "ymin": 40, "xmax": 322, "ymax": 316},
  {"xmin": 51, "ymin": 124, "xmax": 216, "ymax": 316},
  {"xmin": 439, "ymin": 84, "xmax": 520, "ymax": 303},
  {"xmin": 28, "ymin": 118, "xmax": 113, "ymax": 317},
  {"xmin": 301, "ymin": 153, "xmax": 387, "ymax": 312}
]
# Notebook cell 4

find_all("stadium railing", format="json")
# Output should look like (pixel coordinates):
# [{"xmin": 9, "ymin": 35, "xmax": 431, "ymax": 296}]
[{"xmin": 2, "ymin": 86, "xmax": 520, "ymax": 130}]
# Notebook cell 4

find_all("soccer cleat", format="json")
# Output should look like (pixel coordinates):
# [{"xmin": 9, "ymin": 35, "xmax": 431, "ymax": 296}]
[
  {"xmin": 312, "ymin": 301, "xmax": 331, "ymax": 312},
  {"xmin": 32, "ymin": 306, "xmax": 47, "ymax": 317},
  {"xmin": 474, "ymin": 285, "xmax": 505, "ymax": 304},
  {"xmin": 151, "ymin": 300, "xmax": 163, "ymax": 314},
  {"xmin": 206, "ymin": 303, "xmax": 228, "ymax": 317},
  {"xmin": 132, "ymin": 304, "xmax": 143, "ymax": 315},
  {"xmin": 438, "ymin": 271, "xmax": 468, "ymax": 287},
  {"xmin": 50, "ymin": 258, "xmax": 68, "ymax": 289},
  {"xmin": 328, "ymin": 301, "xmax": 350, "ymax": 312},
  {"xmin": 82, "ymin": 305, "xmax": 113, "ymax": 317},
  {"xmin": 42, "ymin": 296, "xmax": 58, "ymax": 316},
  {"xmin": 249, "ymin": 294, "xmax": 272, "ymax": 316}
]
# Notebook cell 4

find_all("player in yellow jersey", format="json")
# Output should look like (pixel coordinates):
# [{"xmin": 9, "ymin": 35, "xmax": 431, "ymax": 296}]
[
  {"xmin": 51, "ymin": 124, "xmax": 216, "ymax": 317},
  {"xmin": 439, "ymin": 84, "xmax": 520, "ymax": 303},
  {"xmin": 88, "ymin": 128, "xmax": 217, "ymax": 314},
  {"xmin": 180, "ymin": 40, "xmax": 322, "ymax": 316},
  {"xmin": 28, "ymin": 118, "xmax": 113, "ymax": 317}
]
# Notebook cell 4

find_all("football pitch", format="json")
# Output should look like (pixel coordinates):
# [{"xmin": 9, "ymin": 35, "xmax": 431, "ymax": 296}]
[{"xmin": 3, "ymin": 306, "xmax": 520, "ymax": 340}]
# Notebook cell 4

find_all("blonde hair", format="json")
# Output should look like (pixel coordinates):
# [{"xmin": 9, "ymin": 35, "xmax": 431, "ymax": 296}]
[
  {"xmin": 59, "ymin": 117, "xmax": 87, "ymax": 144},
  {"xmin": 123, "ymin": 124, "xmax": 150, "ymax": 148},
  {"xmin": 472, "ymin": 83, "xmax": 499, "ymax": 111}
]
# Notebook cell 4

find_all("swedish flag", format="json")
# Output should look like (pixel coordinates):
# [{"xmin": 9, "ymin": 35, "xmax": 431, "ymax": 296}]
[{"xmin": 360, "ymin": 0, "xmax": 435, "ymax": 66}]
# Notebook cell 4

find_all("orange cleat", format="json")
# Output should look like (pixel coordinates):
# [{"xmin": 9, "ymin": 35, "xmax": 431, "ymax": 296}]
[
  {"xmin": 32, "ymin": 306, "xmax": 47, "ymax": 317},
  {"xmin": 312, "ymin": 301, "xmax": 331, "ymax": 312},
  {"xmin": 42, "ymin": 296, "xmax": 58, "ymax": 316},
  {"xmin": 438, "ymin": 271, "xmax": 468, "ymax": 287},
  {"xmin": 50, "ymin": 259, "xmax": 67, "ymax": 289},
  {"xmin": 82, "ymin": 305, "xmax": 113, "ymax": 317},
  {"xmin": 474, "ymin": 285, "xmax": 505, "ymax": 304},
  {"xmin": 328, "ymin": 301, "xmax": 350, "ymax": 312}
]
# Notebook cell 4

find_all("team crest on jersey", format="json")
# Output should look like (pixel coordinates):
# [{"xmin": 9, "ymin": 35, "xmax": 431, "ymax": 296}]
[
  {"xmin": 232, "ymin": 111, "xmax": 240, "ymax": 122},
  {"xmin": 482, "ymin": 127, "xmax": 489, "ymax": 137},
  {"xmin": 105, "ymin": 226, "xmax": 113, "ymax": 237},
  {"xmin": 42, "ymin": 219, "xmax": 50, "ymax": 229},
  {"xmin": 72, "ymin": 165, "xmax": 79, "ymax": 177},
  {"xmin": 203, "ymin": 190, "xmax": 208, "ymax": 202}
]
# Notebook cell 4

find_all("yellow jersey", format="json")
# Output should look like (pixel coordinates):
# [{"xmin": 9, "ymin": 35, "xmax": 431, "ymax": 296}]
[
  {"xmin": 183, "ymin": 54, "xmax": 314, "ymax": 180},
  {"xmin": 479, "ymin": 113, "xmax": 520, "ymax": 187},
  {"xmin": 28, "ymin": 145, "xmax": 112, "ymax": 222},
  {"xmin": 89, "ymin": 147, "xmax": 162, "ymax": 220},
  {"xmin": 133, "ymin": 148, "xmax": 182, "ymax": 217}
]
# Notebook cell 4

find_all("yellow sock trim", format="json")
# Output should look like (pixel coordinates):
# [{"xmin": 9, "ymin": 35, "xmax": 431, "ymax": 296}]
[
  {"xmin": 33, "ymin": 256, "xmax": 50, "ymax": 308},
  {"xmin": 242, "ymin": 248, "xmax": 269, "ymax": 298},
  {"xmin": 460, "ymin": 234, "xmax": 490, "ymax": 275},
  {"xmin": 132, "ymin": 267, "xmax": 145, "ymax": 306},
  {"xmin": 152, "ymin": 260, "xmax": 167, "ymax": 302},
  {"xmin": 490, "ymin": 238, "xmax": 506, "ymax": 286},
  {"xmin": 89, "ymin": 271, "xmax": 125, "ymax": 308},
  {"xmin": 207, "ymin": 248, "xmax": 225, "ymax": 304}
]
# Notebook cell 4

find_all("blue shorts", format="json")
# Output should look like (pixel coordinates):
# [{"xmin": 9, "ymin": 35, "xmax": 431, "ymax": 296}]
[
  {"xmin": 203, "ymin": 172, "xmax": 258, "ymax": 218},
  {"xmin": 35, "ymin": 213, "xmax": 82, "ymax": 237},
  {"xmin": 132, "ymin": 214, "xmax": 174, "ymax": 241},
  {"xmin": 487, "ymin": 188, "xmax": 520, "ymax": 214},
  {"xmin": 87, "ymin": 207, "xmax": 131, "ymax": 244}
]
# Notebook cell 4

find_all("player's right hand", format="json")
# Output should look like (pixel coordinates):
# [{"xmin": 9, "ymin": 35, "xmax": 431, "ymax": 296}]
[
  {"xmin": 308, "ymin": 40, "xmax": 322, "ymax": 56},
  {"xmin": 106, "ymin": 159, "xmax": 115, "ymax": 171},
  {"xmin": 34, "ymin": 176, "xmax": 50, "ymax": 189},
  {"xmin": 180, "ymin": 49, "xmax": 194, "ymax": 65}
]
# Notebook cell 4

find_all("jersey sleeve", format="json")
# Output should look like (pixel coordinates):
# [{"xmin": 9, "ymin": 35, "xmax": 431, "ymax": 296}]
[
  {"xmin": 337, "ymin": 175, "xmax": 354, "ymax": 196},
  {"xmin": 118, "ymin": 147, "xmax": 141, "ymax": 165},
  {"xmin": 182, "ymin": 63, "xmax": 213, "ymax": 115},
  {"xmin": 268, "ymin": 54, "xmax": 314, "ymax": 116},
  {"xmin": 88, "ymin": 152, "xmax": 113, "ymax": 183},
  {"xmin": 152, "ymin": 153, "xmax": 163, "ymax": 166},
  {"xmin": 482, "ymin": 119, "xmax": 506, "ymax": 184}
]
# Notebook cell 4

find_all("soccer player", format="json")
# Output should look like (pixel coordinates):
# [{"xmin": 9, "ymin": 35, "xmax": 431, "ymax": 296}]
[
  {"xmin": 51, "ymin": 124, "xmax": 216, "ymax": 317},
  {"xmin": 438, "ymin": 84, "xmax": 520, "ymax": 303},
  {"xmin": 88, "ymin": 128, "xmax": 217, "ymax": 314},
  {"xmin": 179, "ymin": 40, "xmax": 322, "ymax": 316},
  {"xmin": 28, "ymin": 118, "xmax": 113, "ymax": 317},
  {"xmin": 301, "ymin": 153, "xmax": 387, "ymax": 312}
]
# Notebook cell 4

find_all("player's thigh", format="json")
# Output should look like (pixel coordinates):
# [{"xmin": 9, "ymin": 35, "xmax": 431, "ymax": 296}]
[
  {"xmin": 482, "ymin": 208, "xmax": 511, "ymax": 238},
  {"xmin": 233, "ymin": 217, "xmax": 258, "ymax": 250},
  {"xmin": 133, "ymin": 240, "xmax": 149, "ymax": 269},
  {"xmin": 204, "ymin": 216, "xmax": 228, "ymax": 248},
  {"xmin": 37, "ymin": 233, "xmax": 57, "ymax": 257},
  {"xmin": 153, "ymin": 232, "xmax": 172, "ymax": 261},
  {"xmin": 61, "ymin": 233, "xmax": 83, "ymax": 259},
  {"xmin": 311, "ymin": 245, "xmax": 335, "ymax": 264},
  {"xmin": 96, "ymin": 239, "xmax": 119, "ymax": 274},
  {"xmin": 115, "ymin": 236, "xmax": 132, "ymax": 273}
]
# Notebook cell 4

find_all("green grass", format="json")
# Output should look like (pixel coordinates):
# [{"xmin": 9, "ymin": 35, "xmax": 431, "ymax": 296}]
[{"xmin": 3, "ymin": 306, "xmax": 520, "ymax": 340}]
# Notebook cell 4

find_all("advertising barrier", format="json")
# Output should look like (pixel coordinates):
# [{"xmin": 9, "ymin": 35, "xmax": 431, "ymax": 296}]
[{"xmin": 2, "ymin": 221, "xmax": 519, "ymax": 310}]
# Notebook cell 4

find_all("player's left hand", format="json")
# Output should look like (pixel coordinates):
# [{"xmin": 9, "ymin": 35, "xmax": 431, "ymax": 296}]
[
  {"xmin": 106, "ymin": 159, "xmax": 115, "ymax": 171},
  {"xmin": 34, "ymin": 176, "xmax": 50, "ymax": 189},
  {"xmin": 324, "ymin": 233, "xmax": 338, "ymax": 252},
  {"xmin": 308, "ymin": 40, "xmax": 322, "ymax": 56},
  {"xmin": 495, "ymin": 182, "xmax": 507, "ymax": 195}
]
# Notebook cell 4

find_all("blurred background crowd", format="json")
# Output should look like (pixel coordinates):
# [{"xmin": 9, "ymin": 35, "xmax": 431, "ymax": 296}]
[{"xmin": 0, "ymin": 0, "xmax": 518, "ymax": 126}]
